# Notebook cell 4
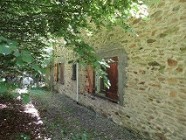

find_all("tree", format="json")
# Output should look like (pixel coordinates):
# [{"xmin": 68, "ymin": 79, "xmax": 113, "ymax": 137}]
[{"xmin": 0, "ymin": 0, "xmax": 148, "ymax": 92}]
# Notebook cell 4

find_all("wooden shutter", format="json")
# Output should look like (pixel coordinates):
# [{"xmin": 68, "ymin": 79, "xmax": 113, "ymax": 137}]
[
  {"xmin": 105, "ymin": 57, "xmax": 118, "ymax": 101},
  {"xmin": 86, "ymin": 66, "xmax": 94, "ymax": 93}
]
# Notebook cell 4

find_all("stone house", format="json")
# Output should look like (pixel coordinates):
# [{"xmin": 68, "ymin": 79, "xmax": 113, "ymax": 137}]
[{"xmin": 50, "ymin": 0, "xmax": 186, "ymax": 140}]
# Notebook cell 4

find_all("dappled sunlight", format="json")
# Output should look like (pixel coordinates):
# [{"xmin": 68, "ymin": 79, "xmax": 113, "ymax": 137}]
[
  {"xmin": 130, "ymin": 1, "xmax": 149, "ymax": 19},
  {"xmin": 0, "ymin": 104, "xmax": 7, "ymax": 109},
  {"xmin": 0, "ymin": 93, "xmax": 51, "ymax": 139},
  {"xmin": 14, "ymin": 88, "xmax": 28, "ymax": 94},
  {"xmin": 14, "ymin": 88, "xmax": 29, "ymax": 100},
  {"xmin": 24, "ymin": 103, "xmax": 43, "ymax": 125},
  {"xmin": 23, "ymin": 100, "xmax": 52, "ymax": 140},
  {"xmin": 23, "ymin": 103, "xmax": 52, "ymax": 140}
]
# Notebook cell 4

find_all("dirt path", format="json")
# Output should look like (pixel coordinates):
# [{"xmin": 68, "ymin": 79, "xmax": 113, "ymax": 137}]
[{"xmin": 31, "ymin": 89, "xmax": 146, "ymax": 140}]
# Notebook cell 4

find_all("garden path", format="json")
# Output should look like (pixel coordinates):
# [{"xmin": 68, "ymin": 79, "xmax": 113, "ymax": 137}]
[{"xmin": 31, "ymin": 89, "xmax": 147, "ymax": 140}]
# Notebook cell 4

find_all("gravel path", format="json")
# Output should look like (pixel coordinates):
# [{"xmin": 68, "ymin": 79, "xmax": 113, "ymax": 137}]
[{"xmin": 31, "ymin": 89, "xmax": 146, "ymax": 140}]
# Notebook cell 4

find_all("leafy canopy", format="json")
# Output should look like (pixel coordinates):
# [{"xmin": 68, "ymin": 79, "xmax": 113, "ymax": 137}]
[{"xmin": 0, "ymin": 0, "xmax": 148, "ymax": 91}]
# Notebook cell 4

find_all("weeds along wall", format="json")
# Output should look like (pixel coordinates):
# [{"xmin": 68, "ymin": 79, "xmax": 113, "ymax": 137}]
[{"xmin": 52, "ymin": 0, "xmax": 186, "ymax": 140}]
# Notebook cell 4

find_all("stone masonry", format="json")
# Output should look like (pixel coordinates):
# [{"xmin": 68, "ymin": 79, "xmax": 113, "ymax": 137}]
[{"xmin": 52, "ymin": 0, "xmax": 186, "ymax": 140}]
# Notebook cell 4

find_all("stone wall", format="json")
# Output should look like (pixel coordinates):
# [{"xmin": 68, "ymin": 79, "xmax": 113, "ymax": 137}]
[{"xmin": 53, "ymin": 0, "xmax": 186, "ymax": 140}]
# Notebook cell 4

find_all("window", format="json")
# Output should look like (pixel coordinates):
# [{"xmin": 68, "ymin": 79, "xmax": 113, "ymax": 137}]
[
  {"xmin": 94, "ymin": 48, "xmax": 127, "ymax": 105},
  {"xmin": 71, "ymin": 64, "xmax": 76, "ymax": 80},
  {"xmin": 97, "ymin": 57, "xmax": 119, "ymax": 103},
  {"xmin": 84, "ymin": 57, "xmax": 119, "ymax": 103}
]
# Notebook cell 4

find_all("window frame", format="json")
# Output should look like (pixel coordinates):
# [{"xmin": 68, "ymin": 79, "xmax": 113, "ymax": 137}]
[{"xmin": 94, "ymin": 48, "xmax": 127, "ymax": 105}]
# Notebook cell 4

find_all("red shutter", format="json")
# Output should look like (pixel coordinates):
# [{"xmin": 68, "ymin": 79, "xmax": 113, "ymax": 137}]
[
  {"xmin": 105, "ymin": 57, "xmax": 118, "ymax": 101},
  {"xmin": 86, "ymin": 66, "xmax": 94, "ymax": 93}
]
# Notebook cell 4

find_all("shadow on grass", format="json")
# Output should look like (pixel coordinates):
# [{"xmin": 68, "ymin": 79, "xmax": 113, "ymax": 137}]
[{"xmin": 0, "ymin": 94, "xmax": 48, "ymax": 140}]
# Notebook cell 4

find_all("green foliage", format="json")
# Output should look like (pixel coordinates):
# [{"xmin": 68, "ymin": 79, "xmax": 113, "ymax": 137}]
[
  {"xmin": 0, "ymin": 36, "xmax": 44, "ymax": 78},
  {"xmin": 21, "ymin": 50, "xmax": 33, "ymax": 63},
  {"xmin": 21, "ymin": 93, "xmax": 31, "ymax": 104},
  {"xmin": 0, "ymin": 82, "xmax": 9, "ymax": 94},
  {"xmin": 15, "ymin": 133, "xmax": 31, "ymax": 140},
  {"xmin": 0, "ymin": 80, "xmax": 17, "ymax": 95},
  {"xmin": 0, "ymin": 36, "xmax": 18, "ymax": 55},
  {"xmin": 0, "ymin": 88, "xmax": 15, "ymax": 100},
  {"xmin": 71, "ymin": 132, "xmax": 88, "ymax": 140},
  {"xmin": 0, "ymin": 0, "xmax": 149, "ymax": 88}
]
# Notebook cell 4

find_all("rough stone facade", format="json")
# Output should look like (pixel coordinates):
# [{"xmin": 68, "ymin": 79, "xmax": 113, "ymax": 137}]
[{"xmin": 52, "ymin": 0, "xmax": 186, "ymax": 140}]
